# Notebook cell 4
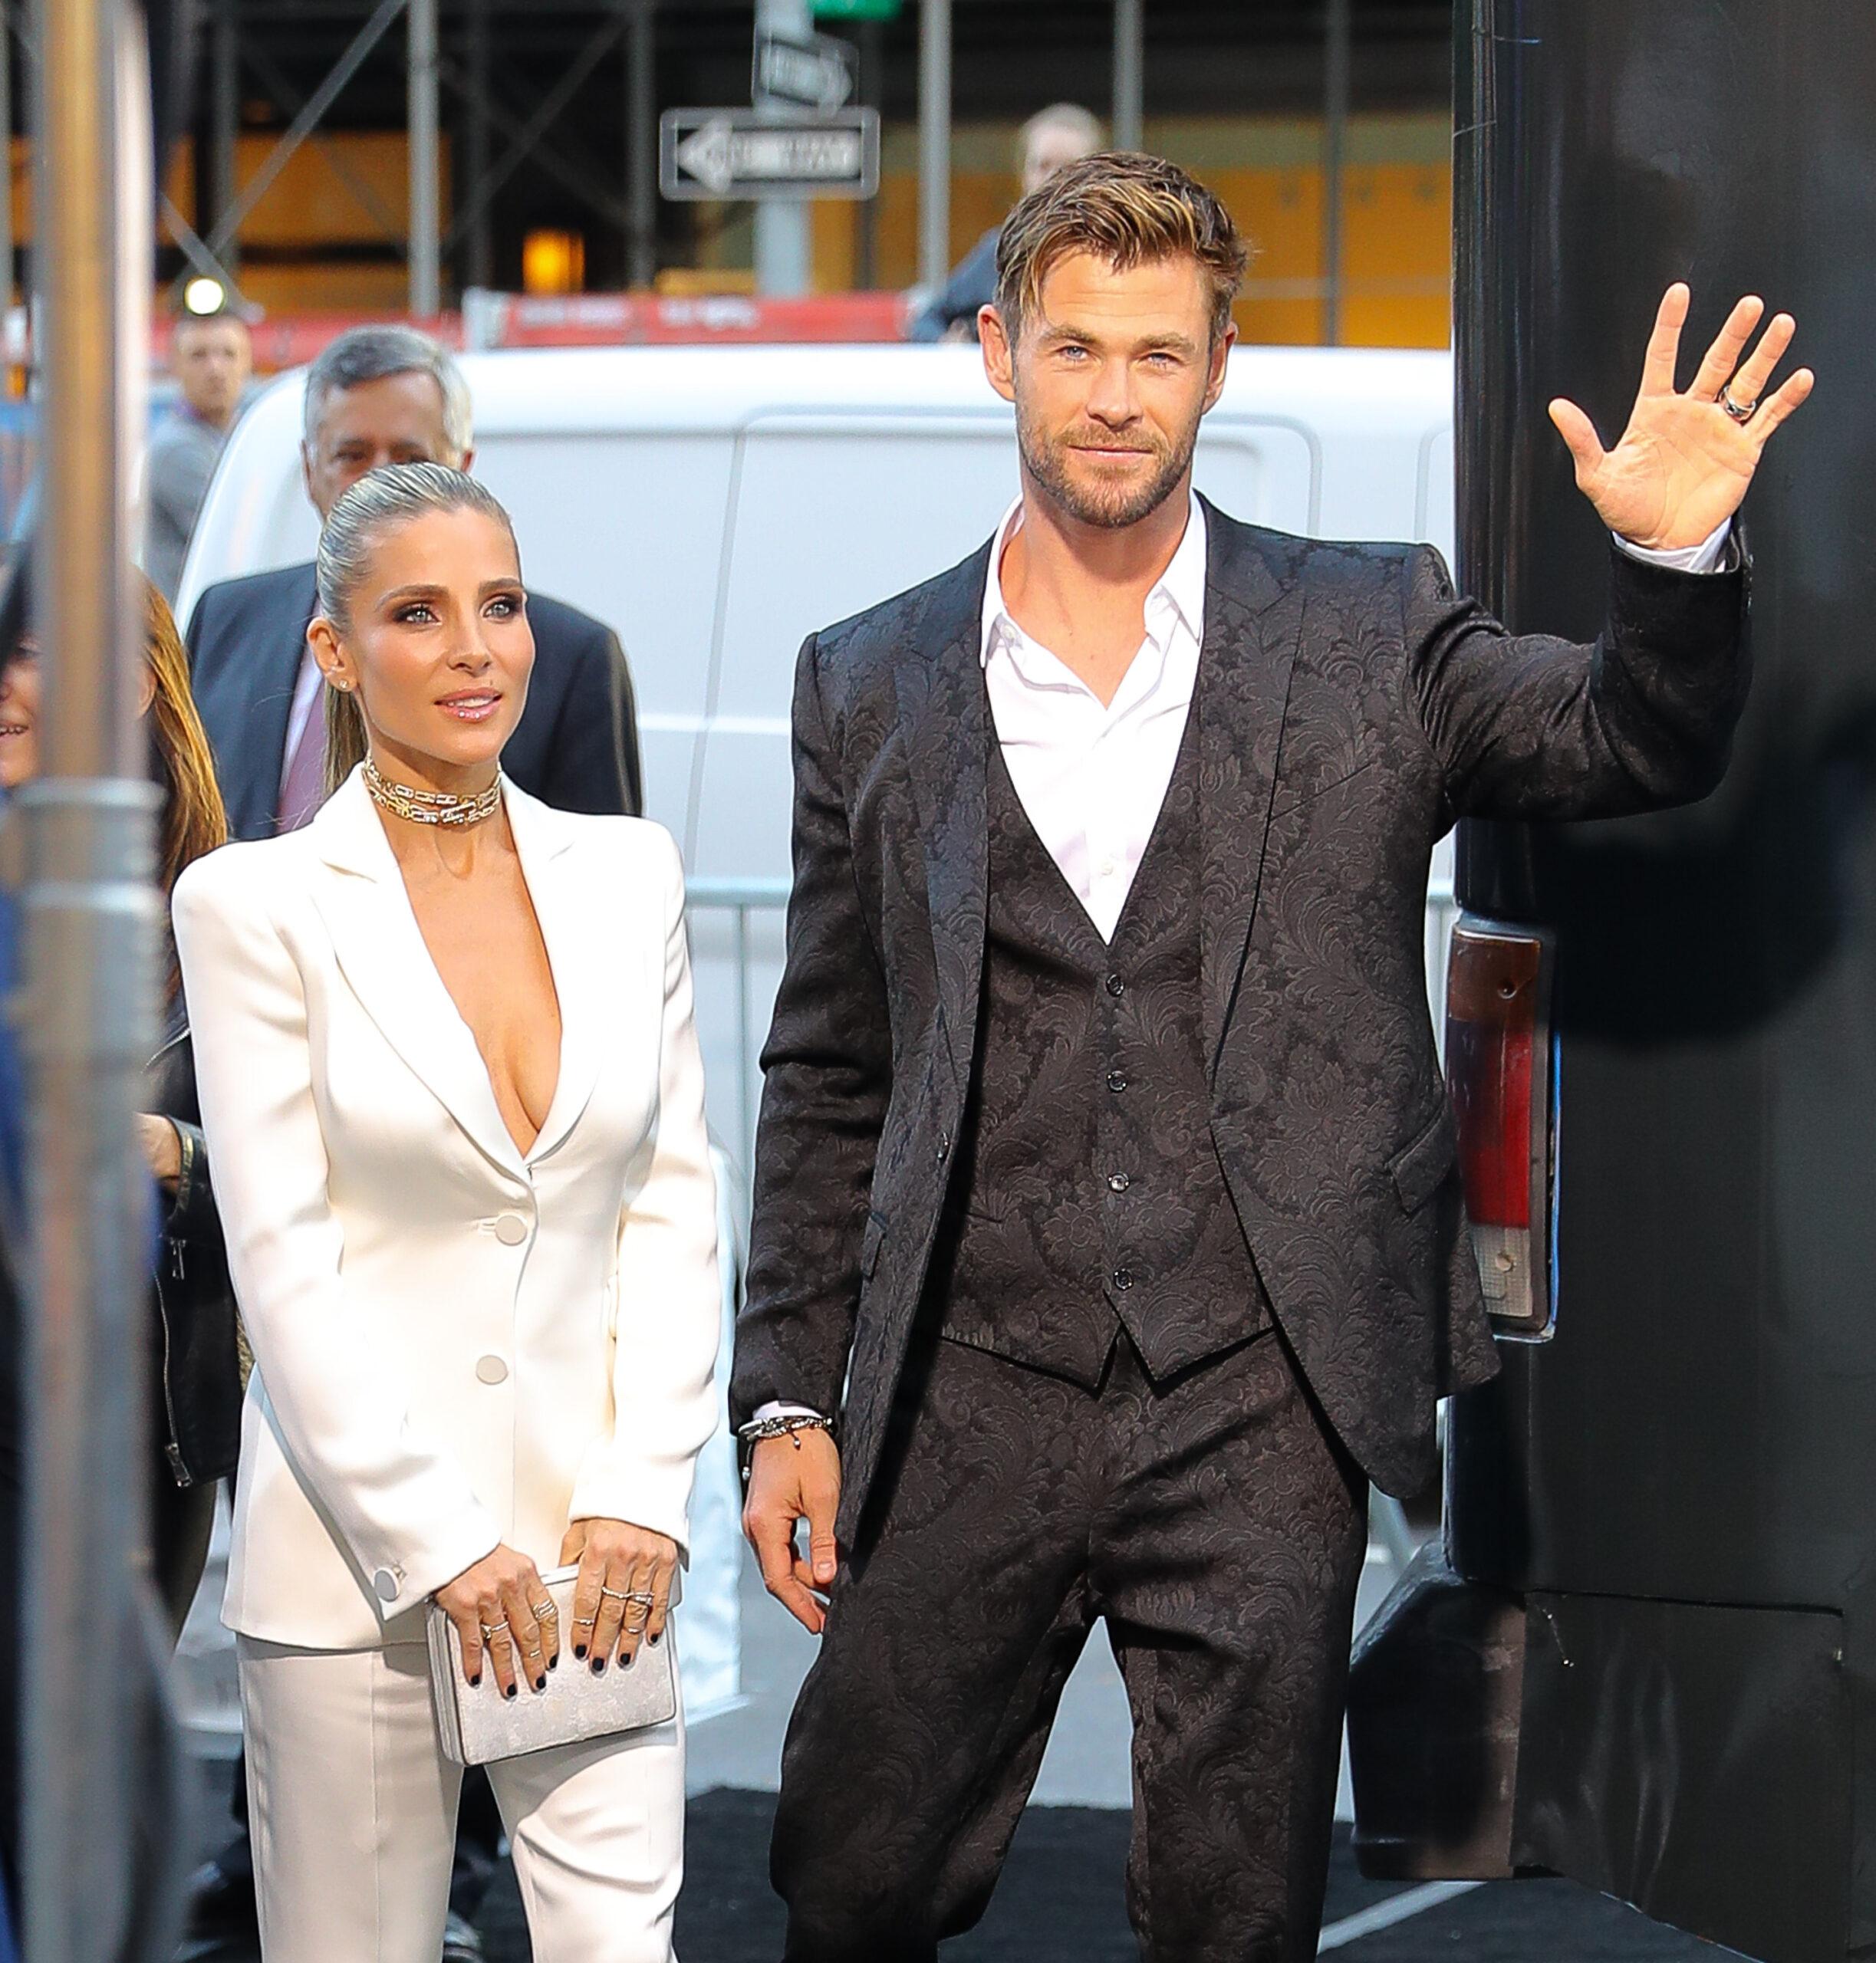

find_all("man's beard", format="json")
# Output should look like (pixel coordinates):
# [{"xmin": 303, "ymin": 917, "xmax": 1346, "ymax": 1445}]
[{"xmin": 1015, "ymin": 400, "xmax": 1200, "ymax": 530}]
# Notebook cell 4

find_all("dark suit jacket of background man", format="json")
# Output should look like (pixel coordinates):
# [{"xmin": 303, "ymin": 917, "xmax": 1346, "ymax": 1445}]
[
  {"xmin": 732, "ymin": 498, "xmax": 1749, "ymax": 1546},
  {"xmin": 186, "ymin": 561, "xmax": 644, "ymax": 838}
]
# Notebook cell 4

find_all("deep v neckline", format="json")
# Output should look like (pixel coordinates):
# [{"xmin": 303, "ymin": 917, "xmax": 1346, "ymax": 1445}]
[{"xmin": 381, "ymin": 810, "xmax": 568, "ymax": 1164}]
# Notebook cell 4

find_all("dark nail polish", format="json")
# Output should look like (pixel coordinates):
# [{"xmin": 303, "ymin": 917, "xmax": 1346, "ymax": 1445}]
[
  {"xmin": 573, "ymin": 1646, "xmax": 586, "ymax": 1660},
  {"xmin": 591, "ymin": 1657, "xmax": 605, "ymax": 1675},
  {"xmin": 649, "ymin": 1633, "xmax": 661, "ymax": 1647},
  {"xmin": 548, "ymin": 1654, "xmax": 558, "ymax": 1670},
  {"xmin": 505, "ymin": 1685, "xmax": 517, "ymax": 1701},
  {"xmin": 468, "ymin": 1675, "xmax": 481, "ymax": 1688},
  {"xmin": 622, "ymin": 1649, "xmax": 634, "ymax": 1667},
  {"xmin": 535, "ymin": 1675, "xmax": 547, "ymax": 1691}
]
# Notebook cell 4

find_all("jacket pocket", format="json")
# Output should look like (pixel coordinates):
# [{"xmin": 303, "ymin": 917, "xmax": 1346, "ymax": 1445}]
[{"xmin": 1388, "ymin": 1104, "xmax": 1457, "ymax": 1213}]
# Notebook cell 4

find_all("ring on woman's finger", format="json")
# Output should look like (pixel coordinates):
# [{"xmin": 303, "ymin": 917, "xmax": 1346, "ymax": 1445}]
[
  {"xmin": 573, "ymin": 1613, "xmax": 597, "ymax": 1628},
  {"xmin": 479, "ymin": 1623, "xmax": 509, "ymax": 1642},
  {"xmin": 598, "ymin": 1583, "xmax": 632, "ymax": 1602},
  {"xmin": 531, "ymin": 1599, "xmax": 557, "ymax": 1619},
  {"xmin": 627, "ymin": 1590, "xmax": 657, "ymax": 1606},
  {"xmin": 523, "ymin": 1641, "xmax": 543, "ymax": 1657}
]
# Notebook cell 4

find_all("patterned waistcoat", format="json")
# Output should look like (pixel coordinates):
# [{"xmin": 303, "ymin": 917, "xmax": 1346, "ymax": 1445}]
[{"xmin": 930, "ymin": 699, "xmax": 1272, "ymax": 1385}]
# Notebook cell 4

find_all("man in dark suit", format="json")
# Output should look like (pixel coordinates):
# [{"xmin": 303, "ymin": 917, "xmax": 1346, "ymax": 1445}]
[
  {"xmin": 186, "ymin": 324, "xmax": 641, "ymax": 838},
  {"xmin": 183, "ymin": 324, "xmax": 640, "ymax": 1963},
  {"xmin": 734, "ymin": 153, "xmax": 1812, "ymax": 1959}
]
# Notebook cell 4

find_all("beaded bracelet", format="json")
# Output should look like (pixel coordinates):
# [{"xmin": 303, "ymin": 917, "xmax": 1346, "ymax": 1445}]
[{"xmin": 738, "ymin": 1412, "xmax": 833, "ymax": 1448}]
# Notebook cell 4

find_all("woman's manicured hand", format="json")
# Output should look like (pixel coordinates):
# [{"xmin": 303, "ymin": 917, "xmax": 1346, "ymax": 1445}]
[{"xmin": 561, "ymin": 1517, "xmax": 679, "ymax": 1671}]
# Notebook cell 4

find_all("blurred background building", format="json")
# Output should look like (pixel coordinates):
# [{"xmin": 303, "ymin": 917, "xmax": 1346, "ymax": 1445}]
[{"xmin": 0, "ymin": 1, "xmax": 1456, "ymax": 361}]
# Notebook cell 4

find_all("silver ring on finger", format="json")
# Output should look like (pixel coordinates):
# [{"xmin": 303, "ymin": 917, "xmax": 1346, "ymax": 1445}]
[
  {"xmin": 598, "ymin": 1583, "xmax": 632, "ymax": 1602},
  {"xmin": 479, "ymin": 1623, "xmax": 509, "ymax": 1642},
  {"xmin": 626, "ymin": 1590, "xmax": 657, "ymax": 1606},
  {"xmin": 531, "ymin": 1599, "xmax": 557, "ymax": 1619},
  {"xmin": 1720, "ymin": 386, "xmax": 1759, "ymax": 423},
  {"xmin": 573, "ymin": 1613, "xmax": 597, "ymax": 1628}
]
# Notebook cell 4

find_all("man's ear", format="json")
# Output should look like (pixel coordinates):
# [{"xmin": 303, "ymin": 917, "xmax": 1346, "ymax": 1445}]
[
  {"xmin": 1203, "ymin": 322, "xmax": 1236, "ymax": 415},
  {"xmin": 299, "ymin": 442, "xmax": 317, "ymax": 508},
  {"xmin": 458, "ymin": 446, "xmax": 477, "ymax": 475},
  {"xmin": 979, "ymin": 307, "xmax": 1016, "ymax": 406}
]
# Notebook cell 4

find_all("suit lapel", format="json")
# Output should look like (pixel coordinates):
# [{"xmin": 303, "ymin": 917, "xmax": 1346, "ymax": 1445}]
[
  {"xmin": 1196, "ymin": 499, "xmax": 1305, "ymax": 1077},
  {"xmin": 503, "ymin": 784, "xmax": 600, "ymax": 1164},
  {"xmin": 897, "ymin": 544, "xmax": 994, "ymax": 1094},
  {"xmin": 307, "ymin": 774, "xmax": 529, "ymax": 1179},
  {"xmin": 230, "ymin": 566, "xmax": 318, "ymax": 840}
]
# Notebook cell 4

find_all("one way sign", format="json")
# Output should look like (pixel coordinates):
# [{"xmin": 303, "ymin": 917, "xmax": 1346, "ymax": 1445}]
[{"xmin": 660, "ymin": 108, "xmax": 880, "ymax": 202}]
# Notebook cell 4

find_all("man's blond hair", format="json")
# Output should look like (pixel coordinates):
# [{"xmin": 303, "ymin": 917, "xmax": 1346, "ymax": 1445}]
[{"xmin": 995, "ymin": 152, "xmax": 1248, "ymax": 345}]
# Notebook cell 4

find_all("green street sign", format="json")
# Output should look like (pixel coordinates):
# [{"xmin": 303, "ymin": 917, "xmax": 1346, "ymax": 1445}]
[{"xmin": 813, "ymin": 0, "xmax": 902, "ymax": 18}]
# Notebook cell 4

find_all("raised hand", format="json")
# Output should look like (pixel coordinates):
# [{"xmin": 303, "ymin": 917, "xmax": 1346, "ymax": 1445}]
[{"xmin": 1548, "ymin": 283, "xmax": 1813, "ymax": 552}]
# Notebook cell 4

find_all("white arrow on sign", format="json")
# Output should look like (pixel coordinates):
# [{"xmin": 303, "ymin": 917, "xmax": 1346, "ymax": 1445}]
[
  {"xmin": 674, "ymin": 119, "xmax": 866, "ymax": 194},
  {"xmin": 755, "ymin": 35, "xmax": 855, "ymax": 112}
]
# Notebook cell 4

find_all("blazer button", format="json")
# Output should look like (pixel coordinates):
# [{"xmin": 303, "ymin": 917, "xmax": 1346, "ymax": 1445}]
[
  {"xmin": 1112, "ymin": 1268, "xmax": 1134, "ymax": 1291},
  {"xmin": 493, "ymin": 1214, "xmax": 528, "ymax": 1246},
  {"xmin": 373, "ymin": 1569, "xmax": 400, "ymax": 1602},
  {"xmin": 476, "ymin": 1355, "xmax": 510, "ymax": 1385},
  {"xmin": 1107, "ymin": 1070, "xmax": 1127, "ymax": 1094},
  {"xmin": 936, "ymin": 1133, "xmax": 950, "ymax": 1165}
]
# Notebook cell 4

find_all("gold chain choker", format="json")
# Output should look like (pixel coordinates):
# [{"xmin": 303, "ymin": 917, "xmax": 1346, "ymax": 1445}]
[{"xmin": 363, "ymin": 758, "xmax": 503, "ymax": 828}]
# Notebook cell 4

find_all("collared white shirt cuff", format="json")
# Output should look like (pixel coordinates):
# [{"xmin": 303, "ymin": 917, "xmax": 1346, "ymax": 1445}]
[
  {"xmin": 1612, "ymin": 519, "xmax": 1733, "ymax": 575},
  {"xmin": 750, "ymin": 1400, "xmax": 826, "ymax": 1427}
]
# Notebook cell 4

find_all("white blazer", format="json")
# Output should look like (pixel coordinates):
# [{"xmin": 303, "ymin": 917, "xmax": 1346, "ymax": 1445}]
[{"xmin": 173, "ymin": 771, "xmax": 721, "ymax": 1651}]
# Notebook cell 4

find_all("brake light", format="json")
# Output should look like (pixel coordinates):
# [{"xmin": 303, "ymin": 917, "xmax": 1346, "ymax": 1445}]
[{"xmin": 1444, "ymin": 918, "xmax": 1554, "ymax": 1337}]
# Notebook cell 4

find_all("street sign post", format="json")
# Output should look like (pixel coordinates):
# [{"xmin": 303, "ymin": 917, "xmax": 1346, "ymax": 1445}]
[
  {"xmin": 754, "ymin": 28, "xmax": 857, "ymax": 113},
  {"xmin": 660, "ymin": 107, "xmax": 880, "ymax": 201}
]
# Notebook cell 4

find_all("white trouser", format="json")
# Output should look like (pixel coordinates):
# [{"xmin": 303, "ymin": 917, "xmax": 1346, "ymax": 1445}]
[{"xmin": 237, "ymin": 1636, "xmax": 685, "ymax": 1963}]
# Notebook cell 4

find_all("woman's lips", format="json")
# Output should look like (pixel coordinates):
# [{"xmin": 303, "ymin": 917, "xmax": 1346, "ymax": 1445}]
[{"xmin": 437, "ymin": 692, "xmax": 501, "ymax": 724}]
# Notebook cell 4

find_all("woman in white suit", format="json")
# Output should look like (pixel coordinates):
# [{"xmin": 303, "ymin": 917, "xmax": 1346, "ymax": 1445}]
[{"xmin": 173, "ymin": 462, "xmax": 719, "ymax": 1962}]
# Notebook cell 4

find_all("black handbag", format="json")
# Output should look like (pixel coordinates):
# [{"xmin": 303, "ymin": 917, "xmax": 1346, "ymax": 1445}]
[{"xmin": 147, "ymin": 1025, "xmax": 243, "ymax": 1488}]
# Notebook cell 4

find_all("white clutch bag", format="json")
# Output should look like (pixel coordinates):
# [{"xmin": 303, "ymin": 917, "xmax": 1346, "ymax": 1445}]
[{"xmin": 425, "ymin": 1563, "xmax": 678, "ymax": 1767}]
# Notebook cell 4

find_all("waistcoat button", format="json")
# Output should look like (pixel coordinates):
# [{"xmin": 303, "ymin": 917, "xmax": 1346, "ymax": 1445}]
[
  {"xmin": 1108, "ymin": 1172, "xmax": 1131, "ymax": 1192},
  {"xmin": 1105, "ymin": 974, "xmax": 1126, "ymax": 998},
  {"xmin": 1112, "ymin": 1268, "xmax": 1134, "ymax": 1291},
  {"xmin": 1106, "ymin": 1070, "xmax": 1127, "ymax": 1093},
  {"xmin": 493, "ymin": 1214, "xmax": 528, "ymax": 1246},
  {"xmin": 476, "ymin": 1355, "xmax": 509, "ymax": 1385}
]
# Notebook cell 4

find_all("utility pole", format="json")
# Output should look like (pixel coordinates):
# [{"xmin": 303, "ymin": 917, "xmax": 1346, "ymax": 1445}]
[
  {"xmin": 754, "ymin": 0, "xmax": 811, "ymax": 296},
  {"xmin": 917, "ymin": 0, "xmax": 951, "ymax": 293},
  {"xmin": 408, "ymin": 0, "xmax": 441, "ymax": 314},
  {"xmin": 27, "ymin": 0, "xmax": 166, "ymax": 1957},
  {"xmin": 1113, "ymin": 0, "xmax": 1144, "ymax": 151}
]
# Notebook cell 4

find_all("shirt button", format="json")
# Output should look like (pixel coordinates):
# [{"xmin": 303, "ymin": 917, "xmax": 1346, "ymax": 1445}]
[
  {"xmin": 373, "ymin": 1569, "xmax": 400, "ymax": 1602},
  {"xmin": 476, "ymin": 1355, "xmax": 509, "ymax": 1385},
  {"xmin": 1109, "ymin": 1172, "xmax": 1131, "ymax": 1192},
  {"xmin": 493, "ymin": 1214, "xmax": 528, "ymax": 1246},
  {"xmin": 1105, "ymin": 974, "xmax": 1126, "ymax": 998},
  {"xmin": 1106, "ymin": 1070, "xmax": 1127, "ymax": 1093},
  {"xmin": 1112, "ymin": 1268, "xmax": 1134, "ymax": 1291}
]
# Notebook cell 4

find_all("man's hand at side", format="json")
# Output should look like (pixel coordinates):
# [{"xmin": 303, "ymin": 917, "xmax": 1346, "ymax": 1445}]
[
  {"xmin": 1549, "ymin": 282, "xmax": 1814, "ymax": 551},
  {"xmin": 743, "ymin": 1427, "xmax": 843, "ymax": 1636}
]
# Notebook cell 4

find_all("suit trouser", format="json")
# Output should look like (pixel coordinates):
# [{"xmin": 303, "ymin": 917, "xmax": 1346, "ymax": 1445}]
[
  {"xmin": 237, "ymin": 1636, "xmax": 685, "ymax": 1963},
  {"xmin": 771, "ymin": 1324, "xmax": 1368, "ymax": 1963}
]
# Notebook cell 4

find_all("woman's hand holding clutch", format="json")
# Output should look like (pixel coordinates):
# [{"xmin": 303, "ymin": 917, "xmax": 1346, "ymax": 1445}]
[
  {"xmin": 435, "ymin": 1544, "xmax": 561, "ymax": 1697},
  {"xmin": 561, "ymin": 1517, "xmax": 679, "ymax": 1673}
]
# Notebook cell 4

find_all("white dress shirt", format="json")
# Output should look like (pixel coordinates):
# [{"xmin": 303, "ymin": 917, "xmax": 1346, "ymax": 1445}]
[
  {"xmin": 982, "ymin": 493, "xmax": 1208, "ymax": 942},
  {"xmin": 278, "ymin": 645, "xmax": 325, "ymax": 804},
  {"xmin": 749, "ymin": 498, "xmax": 1732, "ymax": 1429}
]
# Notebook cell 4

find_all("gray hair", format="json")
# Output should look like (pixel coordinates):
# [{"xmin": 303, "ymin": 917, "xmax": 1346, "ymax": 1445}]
[
  {"xmin": 314, "ymin": 462, "xmax": 518, "ymax": 630},
  {"xmin": 301, "ymin": 324, "xmax": 474, "ymax": 463},
  {"xmin": 1018, "ymin": 103, "xmax": 1106, "ymax": 166}
]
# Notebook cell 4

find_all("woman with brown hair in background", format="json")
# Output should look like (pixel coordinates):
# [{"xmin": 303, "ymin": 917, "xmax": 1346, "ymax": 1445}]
[{"xmin": 0, "ymin": 570, "xmax": 242, "ymax": 1629}]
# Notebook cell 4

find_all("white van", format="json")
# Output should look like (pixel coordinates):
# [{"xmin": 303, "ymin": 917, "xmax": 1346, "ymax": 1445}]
[
  {"xmin": 175, "ymin": 340, "xmax": 1457, "ymax": 1745},
  {"xmin": 180, "ymin": 340, "xmax": 1457, "ymax": 1175}
]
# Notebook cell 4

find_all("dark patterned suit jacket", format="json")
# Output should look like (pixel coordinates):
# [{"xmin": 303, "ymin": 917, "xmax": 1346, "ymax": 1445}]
[{"xmin": 732, "ymin": 498, "xmax": 1749, "ymax": 1540}]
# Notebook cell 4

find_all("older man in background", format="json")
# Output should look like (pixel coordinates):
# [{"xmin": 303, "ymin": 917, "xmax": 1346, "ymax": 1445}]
[
  {"xmin": 143, "ymin": 306, "xmax": 252, "ymax": 601},
  {"xmin": 186, "ymin": 323, "xmax": 642, "ymax": 840},
  {"xmin": 907, "ymin": 102, "xmax": 1104, "ymax": 343}
]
